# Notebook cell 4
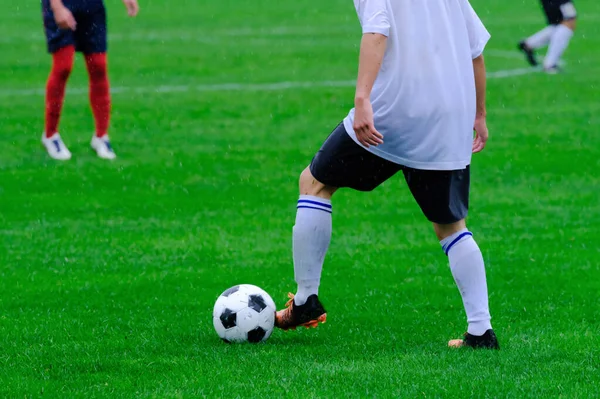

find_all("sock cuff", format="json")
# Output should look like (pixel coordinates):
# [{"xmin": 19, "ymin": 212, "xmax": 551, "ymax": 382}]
[
  {"xmin": 297, "ymin": 195, "xmax": 332, "ymax": 214},
  {"xmin": 299, "ymin": 195, "xmax": 331, "ymax": 204},
  {"xmin": 440, "ymin": 229, "xmax": 472, "ymax": 255}
]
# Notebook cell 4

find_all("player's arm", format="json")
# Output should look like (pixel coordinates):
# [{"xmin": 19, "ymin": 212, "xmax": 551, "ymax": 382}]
[
  {"xmin": 472, "ymin": 54, "xmax": 488, "ymax": 153},
  {"xmin": 354, "ymin": 33, "xmax": 387, "ymax": 148},
  {"xmin": 50, "ymin": 0, "xmax": 76, "ymax": 30},
  {"xmin": 123, "ymin": 0, "xmax": 140, "ymax": 17},
  {"xmin": 353, "ymin": 0, "xmax": 389, "ymax": 148},
  {"xmin": 353, "ymin": 33, "xmax": 387, "ymax": 147},
  {"xmin": 459, "ymin": 0, "xmax": 491, "ymax": 153}
]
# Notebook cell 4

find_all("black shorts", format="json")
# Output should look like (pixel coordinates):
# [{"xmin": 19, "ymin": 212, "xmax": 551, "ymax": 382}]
[
  {"xmin": 42, "ymin": 0, "xmax": 107, "ymax": 54},
  {"xmin": 309, "ymin": 123, "xmax": 470, "ymax": 224},
  {"xmin": 541, "ymin": 0, "xmax": 577, "ymax": 25}
]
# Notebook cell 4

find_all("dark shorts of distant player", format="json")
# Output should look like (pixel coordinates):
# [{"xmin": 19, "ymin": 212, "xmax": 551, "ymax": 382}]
[
  {"xmin": 42, "ymin": 0, "xmax": 107, "ymax": 54},
  {"xmin": 309, "ymin": 123, "xmax": 470, "ymax": 225},
  {"xmin": 541, "ymin": 0, "xmax": 577, "ymax": 25}
]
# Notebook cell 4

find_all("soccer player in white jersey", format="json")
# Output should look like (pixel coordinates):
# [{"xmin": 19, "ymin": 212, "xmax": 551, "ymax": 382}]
[
  {"xmin": 518, "ymin": 0, "xmax": 577, "ymax": 74},
  {"xmin": 275, "ymin": 0, "xmax": 499, "ymax": 349}
]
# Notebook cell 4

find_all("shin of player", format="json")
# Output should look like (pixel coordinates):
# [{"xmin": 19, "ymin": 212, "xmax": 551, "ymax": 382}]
[
  {"xmin": 41, "ymin": 0, "xmax": 139, "ymax": 160},
  {"xmin": 519, "ymin": 0, "xmax": 576, "ymax": 73}
]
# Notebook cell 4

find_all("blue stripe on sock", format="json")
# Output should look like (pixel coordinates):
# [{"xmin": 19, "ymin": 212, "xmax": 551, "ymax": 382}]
[
  {"xmin": 443, "ymin": 232, "xmax": 473, "ymax": 255},
  {"xmin": 297, "ymin": 199, "xmax": 332, "ymax": 209},
  {"xmin": 297, "ymin": 205, "xmax": 332, "ymax": 214}
]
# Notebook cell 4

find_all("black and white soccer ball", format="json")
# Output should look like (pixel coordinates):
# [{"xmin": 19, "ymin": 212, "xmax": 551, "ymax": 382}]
[{"xmin": 213, "ymin": 284, "xmax": 276, "ymax": 343}]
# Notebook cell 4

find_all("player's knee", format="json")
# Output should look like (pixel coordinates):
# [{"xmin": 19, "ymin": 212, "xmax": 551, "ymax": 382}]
[
  {"xmin": 53, "ymin": 63, "xmax": 73, "ymax": 81},
  {"xmin": 562, "ymin": 19, "xmax": 576, "ymax": 31},
  {"xmin": 298, "ymin": 167, "xmax": 335, "ymax": 199},
  {"xmin": 433, "ymin": 219, "xmax": 467, "ymax": 241},
  {"xmin": 299, "ymin": 167, "xmax": 321, "ymax": 195},
  {"xmin": 86, "ymin": 57, "xmax": 108, "ymax": 81},
  {"xmin": 88, "ymin": 64, "xmax": 107, "ymax": 81}
]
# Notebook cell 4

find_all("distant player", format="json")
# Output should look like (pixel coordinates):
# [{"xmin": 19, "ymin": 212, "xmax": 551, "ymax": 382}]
[
  {"xmin": 41, "ymin": 0, "xmax": 139, "ymax": 160},
  {"xmin": 518, "ymin": 0, "xmax": 577, "ymax": 73},
  {"xmin": 274, "ymin": 0, "xmax": 499, "ymax": 349}
]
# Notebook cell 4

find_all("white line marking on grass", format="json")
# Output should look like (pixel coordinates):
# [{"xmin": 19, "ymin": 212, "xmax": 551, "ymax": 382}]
[
  {"xmin": 3, "ymin": 13, "xmax": 600, "ymax": 43},
  {"xmin": 0, "ymin": 80, "xmax": 358, "ymax": 97},
  {"xmin": 0, "ymin": 26, "xmax": 358, "ymax": 44},
  {"xmin": 487, "ymin": 67, "xmax": 541, "ymax": 78},
  {"xmin": 0, "ymin": 67, "xmax": 540, "ymax": 98},
  {"xmin": 485, "ymin": 49, "xmax": 528, "ymax": 60}
]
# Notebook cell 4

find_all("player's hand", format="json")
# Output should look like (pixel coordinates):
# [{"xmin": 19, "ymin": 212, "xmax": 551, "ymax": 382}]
[
  {"xmin": 53, "ymin": 6, "xmax": 76, "ymax": 30},
  {"xmin": 472, "ymin": 116, "xmax": 489, "ymax": 153},
  {"xmin": 353, "ymin": 98, "xmax": 384, "ymax": 148},
  {"xmin": 123, "ymin": 0, "xmax": 139, "ymax": 17}
]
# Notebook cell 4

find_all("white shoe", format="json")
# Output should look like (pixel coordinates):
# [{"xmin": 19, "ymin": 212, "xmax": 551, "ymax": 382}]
[
  {"xmin": 42, "ymin": 133, "xmax": 72, "ymax": 160},
  {"xmin": 91, "ymin": 135, "xmax": 117, "ymax": 160}
]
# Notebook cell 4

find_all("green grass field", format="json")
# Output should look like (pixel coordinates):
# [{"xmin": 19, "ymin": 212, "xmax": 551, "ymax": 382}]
[{"xmin": 1, "ymin": 0, "xmax": 600, "ymax": 397}]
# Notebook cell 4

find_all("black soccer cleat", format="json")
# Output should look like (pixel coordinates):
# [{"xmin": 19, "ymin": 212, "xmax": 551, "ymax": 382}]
[
  {"xmin": 518, "ymin": 41, "xmax": 538, "ymax": 67},
  {"xmin": 275, "ymin": 293, "xmax": 327, "ymax": 330},
  {"xmin": 448, "ymin": 329, "xmax": 500, "ymax": 350}
]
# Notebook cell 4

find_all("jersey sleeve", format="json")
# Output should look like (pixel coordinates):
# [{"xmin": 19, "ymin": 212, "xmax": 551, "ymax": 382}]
[
  {"xmin": 354, "ymin": 0, "xmax": 390, "ymax": 37},
  {"xmin": 460, "ymin": 0, "xmax": 491, "ymax": 59}
]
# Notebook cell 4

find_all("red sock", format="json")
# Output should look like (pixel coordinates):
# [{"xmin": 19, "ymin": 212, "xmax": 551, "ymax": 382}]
[
  {"xmin": 85, "ymin": 53, "xmax": 111, "ymax": 138},
  {"xmin": 45, "ymin": 45, "xmax": 75, "ymax": 138}
]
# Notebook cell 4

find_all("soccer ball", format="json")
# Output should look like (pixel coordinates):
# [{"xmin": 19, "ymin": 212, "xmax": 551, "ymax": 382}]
[{"xmin": 212, "ymin": 284, "xmax": 277, "ymax": 343}]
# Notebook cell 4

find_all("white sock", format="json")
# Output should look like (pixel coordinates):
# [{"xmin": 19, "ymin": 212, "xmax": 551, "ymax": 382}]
[
  {"xmin": 544, "ymin": 24, "xmax": 574, "ymax": 68},
  {"xmin": 441, "ymin": 229, "xmax": 492, "ymax": 336},
  {"xmin": 525, "ymin": 25, "xmax": 556, "ymax": 49},
  {"xmin": 293, "ymin": 195, "xmax": 332, "ymax": 305}
]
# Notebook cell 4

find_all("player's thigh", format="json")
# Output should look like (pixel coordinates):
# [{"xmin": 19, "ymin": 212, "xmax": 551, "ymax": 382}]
[
  {"xmin": 309, "ymin": 123, "xmax": 402, "ymax": 192},
  {"xmin": 74, "ymin": 3, "xmax": 107, "ymax": 54},
  {"xmin": 402, "ymin": 166, "xmax": 470, "ymax": 225},
  {"xmin": 42, "ymin": 8, "xmax": 76, "ymax": 53},
  {"xmin": 542, "ymin": 0, "xmax": 577, "ymax": 25}
]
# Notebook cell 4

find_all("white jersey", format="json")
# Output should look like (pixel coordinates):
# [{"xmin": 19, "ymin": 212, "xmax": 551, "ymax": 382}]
[{"xmin": 343, "ymin": 0, "xmax": 490, "ymax": 170}]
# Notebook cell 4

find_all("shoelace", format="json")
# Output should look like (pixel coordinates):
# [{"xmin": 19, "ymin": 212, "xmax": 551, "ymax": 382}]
[
  {"xmin": 284, "ymin": 292, "xmax": 295, "ymax": 307},
  {"xmin": 277, "ymin": 292, "xmax": 296, "ymax": 326}
]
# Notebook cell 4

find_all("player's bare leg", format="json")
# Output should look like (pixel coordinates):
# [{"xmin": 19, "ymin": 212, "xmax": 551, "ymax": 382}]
[
  {"xmin": 435, "ymin": 220, "xmax": 499, "ymax": 349},
  {"xmin": 42, "ymin": 45, "xmax": 75, "ymax": 160},
  {"xmin": 544, "ymin": 18, "xmax": 576, "ymax": 73},
  {"xmin": 275, "ymin": 167, "xmax": 335, "ymax": 330}
]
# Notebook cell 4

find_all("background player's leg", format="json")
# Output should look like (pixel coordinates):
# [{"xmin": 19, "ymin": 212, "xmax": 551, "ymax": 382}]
[
  {"xmin": 544, "ymin": 19, "xmax": 576, "ymax": 71},
  {"xmin": 293, "ymin": 167, "xmax": 337, "ymax": 305},
  {"xmin": 524, "ymin": 25, "xmax": 556, "ymax": 49},
  {"xmin": 42, "ymin": 45, "xmax": 75, "ymax": 160},
  {"xmin": 78, "ymin": 2, "xmax": 114, "ymax": 159},
  {"xmin": 435, "ymin": 221, "xmax": 492, "ymax": 336},
  {"xmin": 84, "ymin": 53, "xmax": 110, "ymax": 138},
  {"xmin": 517, "ymin": 0, "xmax": 560, "ymax": 66},
  {"xmin": 85, "ymin": 53, "xmax": 116, "ymax": 159},
  {"xmin": 45, "ymin": 45, "xmax": 75, "ymax": 138}
]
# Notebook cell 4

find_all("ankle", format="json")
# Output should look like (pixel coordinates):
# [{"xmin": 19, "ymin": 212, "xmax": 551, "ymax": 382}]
[
  {"xmin": 467, "ymin": 320, "xmax": 492, "ymax": 336},
  {"xmin": 295, "ymin": 280, "xmax": 320, "ymax": 306}
]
